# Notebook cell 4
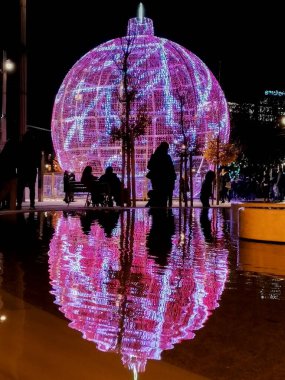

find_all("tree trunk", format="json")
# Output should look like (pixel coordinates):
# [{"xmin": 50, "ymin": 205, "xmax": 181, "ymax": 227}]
[
  {"xmin": 216, "ymin": 136, "xmax": 220, "ymax": 205},
  {"xmin": 216, "ymin": 169, "xmax": 220, "ymax": 206},
  {"xmin": 121, "ymin": 137, "xmax": 126, "ymax": 206},
  {"xmin": 184, "ymin": 153, "xmax": 188, "ymax": 207},
  {"xmin": 179, "ymin": 154, "xmax": 183, "ymax": 207},
  {"xmin": 131, "ymin": 134, "xmax": 136, "ymax": 207},
  {"xmin": 126, "ymin": 143, "xmax": 131, "ymax": 206},
  {"xmin": 189, "ymin": 152, "xmax": 193, "ymax": 207}
]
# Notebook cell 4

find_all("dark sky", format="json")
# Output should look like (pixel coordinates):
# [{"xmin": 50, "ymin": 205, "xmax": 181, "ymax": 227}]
[{"xmin": 2, "ymin": 0, "xmax": 284, "ymax": 144}]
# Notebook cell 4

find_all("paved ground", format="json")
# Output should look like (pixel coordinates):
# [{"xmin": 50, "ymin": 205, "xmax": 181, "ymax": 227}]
[
  {"xmin": 0, "ymin": 197, "xmax": 233, "ymax": 214},
  {"xmin": 2, "ymin": 197, "xmax": 284, "ymax": 215}
]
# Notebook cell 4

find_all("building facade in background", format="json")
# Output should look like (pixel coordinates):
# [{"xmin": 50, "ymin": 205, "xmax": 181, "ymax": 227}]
[{"xmin": 229, "ymin": 90, "xmax": 285, "ymax": 123}]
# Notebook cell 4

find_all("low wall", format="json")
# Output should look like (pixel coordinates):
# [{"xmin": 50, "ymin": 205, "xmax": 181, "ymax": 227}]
[{"xmin": 238, "ymin": 206, "xmax": 285, "ymax": 243}]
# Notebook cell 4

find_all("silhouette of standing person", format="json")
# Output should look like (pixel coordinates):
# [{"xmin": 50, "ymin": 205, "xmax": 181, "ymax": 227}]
[
  {"xmin": 200, "ymin": 170, "xmax": 215, "ymax": 208},
  {"xmin": 63, "ymin": 171, "xmax": 75, "ymax": 203},
  {"xmin": 147, "ymin": 141, "xmax": 176, "ymax": 207},
  {"xmin": 0, "ymin": 138, "xmax": 18, "ymax": 210},
  {"xmin": 69, "ymin": 172, "xmax": 75, "ymax": 201},
  {"xmin": 16, "ymin": 131, "xmax": 41, "ymax": 210},
  {"xmin": 220, "ymin": 167, "xmax": 231, "ymax": 203},
  {"xmin": 63, "ymin": 170, "xmax": 71, "ymax": 203}
]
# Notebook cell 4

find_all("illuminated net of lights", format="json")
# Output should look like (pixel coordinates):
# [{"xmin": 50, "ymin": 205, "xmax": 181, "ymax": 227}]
[
  {"xmin": 51, "ymin": 15, "xmax": 230, "ymax": 198},
  {"xmin": 48, "ymin": 208, "xmax": 228, "ymax": 374}
]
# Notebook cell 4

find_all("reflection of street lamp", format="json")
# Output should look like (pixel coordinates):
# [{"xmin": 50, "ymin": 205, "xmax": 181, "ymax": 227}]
[{"xmin": 1, "ymin": 50, "xmax": 15, "ymax": 148}]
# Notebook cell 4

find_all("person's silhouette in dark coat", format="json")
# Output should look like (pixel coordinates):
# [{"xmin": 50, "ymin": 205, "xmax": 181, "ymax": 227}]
[
  {"xmin": 200, "ymin": 170, "xmax": 215, "ymax": 208},
  {"xmin": 99, "ymin": 166, "xmax": 122, "ymax": 206},
  {"xmin": 16, "ymin": 131, "xmax": 41, "ymax": 210},
  {"xmin": 147, "ymin": 141, "xmax": 176, "ymax": 207},
  {"xmin": 81, "ymin": 165, "xmax": 101, "ymax": 206},
  {"xmin": 0, "ymin": 138, "xmax": 18, "ymax": 209}
]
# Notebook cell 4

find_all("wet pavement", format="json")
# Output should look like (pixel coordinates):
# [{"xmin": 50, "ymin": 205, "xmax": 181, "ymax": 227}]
[{"xmin": 0, "ymin": 206, "xmax": 285, "ymax": 379}]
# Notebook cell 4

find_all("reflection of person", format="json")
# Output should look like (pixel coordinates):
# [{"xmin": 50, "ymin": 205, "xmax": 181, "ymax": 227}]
[
  {"xmin": 99, "ymin": 166, "xmax": 122, "ymax": 206},
  {"xmin": 80, "ymin": 210, "xmax": 120, "ymax": 237},
  {"xmin": 146, "ymin": 209, "xmax": 175, "ymax": 266},
  {"xmin": 200, "ymin": 208, "xmax": 213, "ymax": 242},
  {"xmin": 16, "ymin": 131, "xmax": 41, "ymax": 210},
  {"xmin": 97, "ymin": 210, "xmax": 120, "ymax": 237},
  {"xmin": 80, "ymin": 210, "xmax": 99, "ymax": 235},
  {"xmin": 147, "ymin": 141, "xmax": 176, "ymax": 207},
  {"xmin": 200, "ymin": 170, "xmax": 215, "ymax": 208}
]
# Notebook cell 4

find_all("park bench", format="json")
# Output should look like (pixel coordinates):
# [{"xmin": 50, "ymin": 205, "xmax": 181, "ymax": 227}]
[{"xmin": 67, "ymin": 180, "xmax": 111, "ymax": 207}]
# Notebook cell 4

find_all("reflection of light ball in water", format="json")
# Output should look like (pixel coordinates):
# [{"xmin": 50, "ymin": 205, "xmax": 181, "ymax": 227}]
[
  {"xmin": 48, "ymin": 209, "xmax": 228, "ymax": 374},
  {"xmin": 51, "ymin": 15, "xmax": 229, "ymax": 197}
]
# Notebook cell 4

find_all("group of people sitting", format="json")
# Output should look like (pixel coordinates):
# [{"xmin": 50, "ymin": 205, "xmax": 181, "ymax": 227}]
[
  {"xmin": 82, "ymin": 165, "xmax": 122, "ymax": 207},
  {"xmin": 64, "ymin": 165, "xmax": 122, "ymax": 207}
]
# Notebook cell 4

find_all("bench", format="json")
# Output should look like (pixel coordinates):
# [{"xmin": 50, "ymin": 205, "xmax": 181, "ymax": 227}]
[
  {"xmin": 66, "ymin": 181, "xmax": 89, "ymax": 206},
  {"xmin": 67, "ymin": 180, "xmax": 111, "ymax": 207}
]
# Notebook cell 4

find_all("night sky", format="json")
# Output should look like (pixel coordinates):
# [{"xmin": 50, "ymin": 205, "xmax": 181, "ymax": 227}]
[{"xmin": 2, "ymin": 0, "xmax": 284, "ymax": 148}]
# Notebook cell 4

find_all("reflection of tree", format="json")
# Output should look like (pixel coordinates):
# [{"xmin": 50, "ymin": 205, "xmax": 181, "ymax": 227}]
[{"xmin": 48, "ymin": 209, "xmax": 228, "ymax": 376}]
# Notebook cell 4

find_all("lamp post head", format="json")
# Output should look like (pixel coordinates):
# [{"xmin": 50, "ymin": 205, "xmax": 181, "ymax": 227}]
[{"xmin": 3, "ymin": 59, "xmax": 15, "ymax": 73}]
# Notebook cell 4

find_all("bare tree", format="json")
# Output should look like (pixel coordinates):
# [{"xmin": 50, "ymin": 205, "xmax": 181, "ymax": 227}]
[
  {"xmin": 175, "ymin": 90, "xmax": 198, "ymax": 207},
  {"xmin": 111, "ymin": 32, "xmax": 148, "ymax": 206}
]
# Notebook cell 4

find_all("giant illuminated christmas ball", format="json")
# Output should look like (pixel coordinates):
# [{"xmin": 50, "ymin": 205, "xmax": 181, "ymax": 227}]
[{"xmin": 51, "ymin": 14, "xmax": 230, "ymax": 197}]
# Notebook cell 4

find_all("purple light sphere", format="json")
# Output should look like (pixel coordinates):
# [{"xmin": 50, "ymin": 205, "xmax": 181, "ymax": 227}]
[{"xmin": 51, "ymin": 16, "xmax": 230, "ymax": 197}]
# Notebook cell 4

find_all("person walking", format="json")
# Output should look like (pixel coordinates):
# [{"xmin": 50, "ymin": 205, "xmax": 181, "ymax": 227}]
[
  {"xmin": 220, "ymin": 167, "xmax": 231, "ymax": 203},
  {"xmin": 146, "ymin": 141, "xmax": 176, "ymax": 207},
  {"xmin": 200, "ymin": 170, "xmax": 215, "ymax": 208},
  {"xmin": 0, "ymin": 138, "xmax": 18, "ymax": 210},
  {"xmin": 16, "ymin": 131, "xmax": 41, "ymax": 210}
]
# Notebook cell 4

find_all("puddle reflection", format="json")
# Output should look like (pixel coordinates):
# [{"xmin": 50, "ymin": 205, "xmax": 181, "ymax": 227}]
[
  {"xmin": 239, "ymin": 240, "xmax": 285, "ymax": 277},
  {"xmin": 48, "ymin": 208, "xmax": 229, "ymax": 375}
]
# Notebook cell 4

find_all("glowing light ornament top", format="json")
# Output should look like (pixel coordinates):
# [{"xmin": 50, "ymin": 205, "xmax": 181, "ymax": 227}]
[{"xmin": 51, "ymin": 6, "xmax": 230, "ymax": 197}]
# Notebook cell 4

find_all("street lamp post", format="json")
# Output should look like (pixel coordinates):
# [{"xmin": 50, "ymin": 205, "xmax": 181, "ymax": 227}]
[{"xmin": 1, "ymin": 50, "xmax": 15, "ymax": 149}]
